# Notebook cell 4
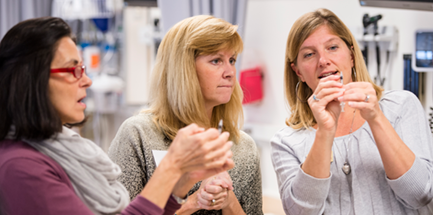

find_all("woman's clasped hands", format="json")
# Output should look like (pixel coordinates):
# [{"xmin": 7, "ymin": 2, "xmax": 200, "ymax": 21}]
[
  {"xmin": 196, "ymin": 171, "xmax": 233, "ymax": 210},
  {"xmin": 338, "ymin": 81, "xmax": 381, "ymax": 122},
  {"xmin": 309, "ymin": 73, "xmax": 381, "ymax": 130}
]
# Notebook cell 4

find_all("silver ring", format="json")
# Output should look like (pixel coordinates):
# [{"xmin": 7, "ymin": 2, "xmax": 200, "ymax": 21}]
[
  {"xmin": 313, "ymin": 95, "xmax": 320, "ymax": 101},
  {"xmin": 210, "ymin": 199, "xmax": 216, "ymax": 206},
  {"xmin": 365, "ymin": 94, "xmax": 370, "ymax": 102}
]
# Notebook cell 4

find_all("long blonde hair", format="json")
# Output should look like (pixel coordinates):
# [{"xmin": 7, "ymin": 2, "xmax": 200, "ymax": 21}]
[
  {"xmin": 285, "ymin": 8, "xmax": 383, "ymax": 129},
  {"xmin": 145, "ymin": 15, "xmax": 244, "ymax": 142}
]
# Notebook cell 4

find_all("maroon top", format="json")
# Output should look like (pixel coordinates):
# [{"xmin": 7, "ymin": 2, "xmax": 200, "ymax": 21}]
[{"xmin": 0, "ymin": 139, "xmax": 181, "ymax": 215}]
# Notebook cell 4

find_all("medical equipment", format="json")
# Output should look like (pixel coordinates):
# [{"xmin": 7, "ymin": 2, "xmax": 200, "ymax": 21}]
[
  {"xmin": 350, "ymin": 17, "xmax": 398, "ymax": 90},
  {"xmin": 362, "ymin": 13, "xmax": 385, "ymax": 86},
  {"xmin": 362, "ymin": 14, "xmax": 382, "ymax": 36},
  {"xmin": 404, "ymin": 54, "xmax": 421, "ymax": 97},
  {"xmin": 412, "ymin": 30, "xmax": 433, "ymax": 72}
]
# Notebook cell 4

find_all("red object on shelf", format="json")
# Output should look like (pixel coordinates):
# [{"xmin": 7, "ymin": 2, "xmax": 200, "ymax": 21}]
[{"xmin": 239, "ymin": 67, "xmax": 263, "ymax": 104}]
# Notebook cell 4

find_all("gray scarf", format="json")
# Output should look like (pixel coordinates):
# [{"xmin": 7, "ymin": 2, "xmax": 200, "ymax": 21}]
[{"xmin": 14, "ymin": 126, "xmax": 130, "ymax": 214}]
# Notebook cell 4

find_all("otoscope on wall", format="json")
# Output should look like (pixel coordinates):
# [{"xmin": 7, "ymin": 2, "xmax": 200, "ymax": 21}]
[{"xmin": 363, "ymin": 13, "xmax": 385, "ymax": 86}]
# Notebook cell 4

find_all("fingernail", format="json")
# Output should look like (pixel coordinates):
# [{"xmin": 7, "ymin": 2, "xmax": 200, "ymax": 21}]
[
  {"xmin": 338, "ymin": 96, "xmax": 343, "ymax": 101},
  {"xmin": 228, "ymin": 141, "xmax": 233, "ymax": 146},
  {"xmin": 348, "ymin": 102, "xmax": 353, "ymax": 106}
]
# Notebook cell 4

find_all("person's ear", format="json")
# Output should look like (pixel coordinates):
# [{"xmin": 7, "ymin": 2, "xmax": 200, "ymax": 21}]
[{"xmin": 291, "ymin": 63, "xmax": 305, "ymax": 82}]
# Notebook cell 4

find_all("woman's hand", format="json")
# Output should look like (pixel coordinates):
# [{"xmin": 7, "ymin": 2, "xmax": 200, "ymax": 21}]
[
  {"xmin": 300, "ymin": 74, "xmax": 345, "ymax": 178},
  {"xmin": 308, "ymin": 75, "xmax": 345, "ymax": 131},
  {"xmin": 153, "ymin": 124, "xmax": 234, "ymax": 213},
  {"xmin": 166, "ymin": 124, "xmax": 234, "ymax": 175},
  {"xmin": 196, "ymin": 171, "xmax": 233, "ymax": 210},
  {"xmin": 171, "ymin": 160, "xmax": 234, "ymax": 201},
  {"xmin": 173, "ymin": 171, "xmax": 234, "ymax": 215},
  {"xmin": 339, "ymin": 81, "xmax": 381, "ymax": 122},
  {"xmin": 340, "ymin": 82, "xmax": 417, "ymax": 180},
  {"xmin": 168, "ymin": 124, "xmax": 234, "ymax": 202}
]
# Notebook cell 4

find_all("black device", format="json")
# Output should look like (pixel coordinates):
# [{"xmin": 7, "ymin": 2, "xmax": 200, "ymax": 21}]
[
  {"xmin": 363, "ymin": 14, "xmax": 382, "ymax": 35},
  {"xmin": 362, "ymin": 13, "xmax": 385, "ymax": 86}
]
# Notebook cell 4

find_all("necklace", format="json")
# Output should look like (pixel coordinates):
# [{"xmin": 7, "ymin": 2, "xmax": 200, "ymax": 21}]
[{"xmin": 341, "ymin": 109, "xmax": 357, "ymax": 175}]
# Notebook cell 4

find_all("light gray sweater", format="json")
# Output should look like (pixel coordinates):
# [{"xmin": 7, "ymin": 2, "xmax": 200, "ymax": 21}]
[
  {"xmin": 271, "ymin": 90, "xmax": 433, "ymax": 214},
  {"xmin": 108, "ymin": 112, "xmax": 263, "ymax": 215}
]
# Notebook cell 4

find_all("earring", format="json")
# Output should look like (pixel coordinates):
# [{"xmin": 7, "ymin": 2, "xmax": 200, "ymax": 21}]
[
  {"xmin": 295, "ymin": 81, "xmax": 307, "ymax": 103},
  {"xmin": 352, "ymin": 67, "xmax": 357, "ymax": 81}
]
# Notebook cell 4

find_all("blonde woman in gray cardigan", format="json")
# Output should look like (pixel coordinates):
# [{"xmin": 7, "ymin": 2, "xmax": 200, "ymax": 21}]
[{"xmin": 108, "ymin": 15, "xmax": 263, "ymax": 215}]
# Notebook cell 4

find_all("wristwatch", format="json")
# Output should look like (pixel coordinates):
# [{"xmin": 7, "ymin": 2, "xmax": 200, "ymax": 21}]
[{"xmin": 172, "ymin": 193, "xmax": 188, "ymax": 205}]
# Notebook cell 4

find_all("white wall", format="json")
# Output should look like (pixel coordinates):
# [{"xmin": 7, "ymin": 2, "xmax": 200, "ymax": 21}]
[{"xmin": 242, "ymin": 0, "xmax": 433, "ymax": 199}]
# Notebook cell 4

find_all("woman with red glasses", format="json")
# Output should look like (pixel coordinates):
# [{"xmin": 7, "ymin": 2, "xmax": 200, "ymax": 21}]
[{"xmin": 0, "ymin": 17, "xmax": 234, "ymax": 215}]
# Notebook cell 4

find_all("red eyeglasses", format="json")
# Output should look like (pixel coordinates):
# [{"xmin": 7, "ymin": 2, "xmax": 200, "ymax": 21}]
[{"xmin": 50, "ymin": 65, "xmax": 86, "ymax": 79}]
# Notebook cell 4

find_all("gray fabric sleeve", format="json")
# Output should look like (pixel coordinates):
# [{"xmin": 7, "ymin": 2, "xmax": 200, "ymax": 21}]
[
  {"xmin": 108, "ymin": 119, "xmax": 147, "ymax": 201},
  {"xmin": 241, "ymin": 136, "xmax": 264, "ymax": 215},
  {"xmin": 384, "ymin": 91, "xmax": 433, "ymax": 209},
  {"xmin": 271, "ymin": 131, "xmax": 331, "ymax": 215}
]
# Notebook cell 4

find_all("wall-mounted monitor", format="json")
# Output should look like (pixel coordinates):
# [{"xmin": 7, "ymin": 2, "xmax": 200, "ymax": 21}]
[
  {"xmin": 359, "ymin": 0, "xmax": 433, "ymax": 11},
  {"xmin": 413, "ymin": 30, "xmax": 433, "ymax": 72}
]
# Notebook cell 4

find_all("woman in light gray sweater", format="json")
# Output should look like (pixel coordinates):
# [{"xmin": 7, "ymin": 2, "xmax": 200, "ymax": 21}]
[
  {"xmin": 109, "ymin": 15, "xmax": 262, "ymax": 215},
  {"xmin": 271, "ymin": 8, "xmax": 433, "ymax": 214}
]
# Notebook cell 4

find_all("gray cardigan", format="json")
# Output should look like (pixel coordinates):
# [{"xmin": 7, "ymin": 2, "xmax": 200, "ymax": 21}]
[
  {"xmin": 108, "ymin": 112, "xmax": 263, "ymax": 215},
  {"xmin": 271, "ymin": 90, "xmax": 433, "ymax": 214}
]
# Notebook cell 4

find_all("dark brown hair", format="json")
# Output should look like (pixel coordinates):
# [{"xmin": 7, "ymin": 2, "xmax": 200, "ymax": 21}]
[{"xmin": 0, "ymin": 17, "xmax": 73, "ymax": 141}]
